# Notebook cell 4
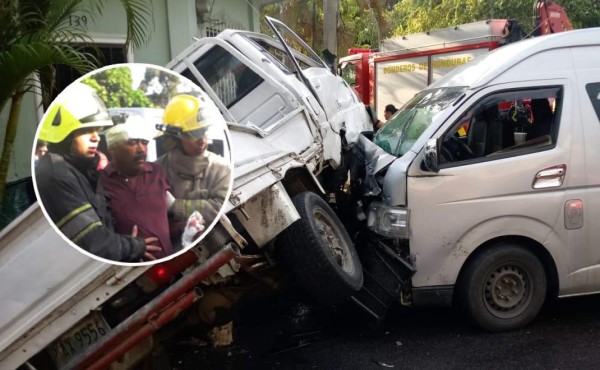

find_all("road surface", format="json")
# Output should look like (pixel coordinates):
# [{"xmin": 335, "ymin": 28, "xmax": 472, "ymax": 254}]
[{"xmin": 167, "ymin": 289, "xmax": 600, "ymax": 369}]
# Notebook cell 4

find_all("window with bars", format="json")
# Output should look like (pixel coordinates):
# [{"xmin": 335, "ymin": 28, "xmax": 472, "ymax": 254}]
[{"xmin": 52, "ymin": 44, "xmax": 127, "ymax": 101}]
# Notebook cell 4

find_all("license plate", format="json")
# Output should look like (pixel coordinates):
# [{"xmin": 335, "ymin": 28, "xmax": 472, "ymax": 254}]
[{"xmin": 48, "ymin": 312, "xmax": 111, "ymax": 368}]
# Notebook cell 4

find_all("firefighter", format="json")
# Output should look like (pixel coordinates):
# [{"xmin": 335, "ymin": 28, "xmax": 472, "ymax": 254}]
[
  {"xmin": 156, "ymin": 94, "xmax": 234, "ymax": 347},
  {"xmin": 156, "ymin": 94, "xmax": 231, "ymax": 248},
  {"xmin": 35, "ymin": 83, "xmax": 161, "ymax": 262}
]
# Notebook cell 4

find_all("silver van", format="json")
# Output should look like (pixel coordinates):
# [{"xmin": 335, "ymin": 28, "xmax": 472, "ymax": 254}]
[{"xmin": 351, "ymin": 28, "xmax": 600, "ymax": 331}]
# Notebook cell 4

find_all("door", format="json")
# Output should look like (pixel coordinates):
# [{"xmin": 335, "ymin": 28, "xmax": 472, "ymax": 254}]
[
  {"xmin": 407, "ymin": 81, "xmax": 577, "ymax": 289},
  {"xmin": 264, "ymin": 16, "xmax": 329, "ymax": 116},
  {"xmin": 573, "ymin": 45, "xmax": 600, "ymax": 294},
  {"xmin": 263, "ymin": 17, "xmax": 370, "ymax": 162}
]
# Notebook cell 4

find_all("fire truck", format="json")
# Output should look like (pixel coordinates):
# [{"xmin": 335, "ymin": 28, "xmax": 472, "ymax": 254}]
[{"xmin": 339, "ymin": 0, "xmax": 573, "ymax": 121}]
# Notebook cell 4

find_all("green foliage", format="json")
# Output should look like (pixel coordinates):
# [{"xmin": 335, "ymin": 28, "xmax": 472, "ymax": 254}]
[
  {"xmin": 262, "ymin": 0, "xmax": 597, "ymax": 58},
  {"xmin": 82, "ymin": 67, "xmax": 154, "ymax": 108},
  {"xmin": 387, "ymin": 0, "xmax": 599, "ymax": 37},
  {"xmin": 262, "ymin": 0, "xmax": 391, "ymax": 57},
  {"xmin": 563, "ymin": 0, "xmax": 600, "ymax": 28},
  {"xmin": 387, "ymin": 0, "xmax": 535, "ymax": 36},
  {"xmin": 138, "ymin": 68, "xmax": 179, "ymax": 107}
]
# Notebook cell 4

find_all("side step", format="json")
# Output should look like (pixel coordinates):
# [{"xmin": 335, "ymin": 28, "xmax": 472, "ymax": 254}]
[{"xmin": 351, "ymin": 238, "xmax": 415, "ymax": 321}]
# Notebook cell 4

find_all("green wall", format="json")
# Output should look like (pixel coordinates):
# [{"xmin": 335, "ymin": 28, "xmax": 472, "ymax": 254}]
[{"xmin": 1, "ymin": 0, "xmax": 261, "ymax": 183}]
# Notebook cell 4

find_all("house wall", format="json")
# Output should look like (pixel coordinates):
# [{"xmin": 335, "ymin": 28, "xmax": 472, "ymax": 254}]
[{"xmin": 0, "ymin": 0, "xmax": 260, "ymax": 183}]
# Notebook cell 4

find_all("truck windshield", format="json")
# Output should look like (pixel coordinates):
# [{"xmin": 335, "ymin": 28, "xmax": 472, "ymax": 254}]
[{"xmin": 375, "ymin": 87, "xmax": 467, "ymax": 156}]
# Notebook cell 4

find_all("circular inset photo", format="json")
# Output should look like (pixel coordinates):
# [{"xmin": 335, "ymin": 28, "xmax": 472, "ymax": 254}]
[{"xmin": 32, "ymin": 63, "xmax": 233, "ymax": 265}]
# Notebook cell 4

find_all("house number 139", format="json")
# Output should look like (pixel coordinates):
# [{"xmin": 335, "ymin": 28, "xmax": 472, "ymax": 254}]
[{"xmin": 69, "ymin": 15, "xmax": 88, "ymax": 29}]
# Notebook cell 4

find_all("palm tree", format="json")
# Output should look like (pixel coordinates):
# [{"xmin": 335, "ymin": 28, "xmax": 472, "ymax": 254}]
[{"xmin": 0, "ymin": 0, "xmax": 153, "ymax": 212}]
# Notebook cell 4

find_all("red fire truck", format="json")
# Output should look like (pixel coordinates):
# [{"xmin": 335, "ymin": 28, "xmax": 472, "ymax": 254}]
[{"xmin": 339, "ymin": 0, "xmax": 573, "ymax": 122}]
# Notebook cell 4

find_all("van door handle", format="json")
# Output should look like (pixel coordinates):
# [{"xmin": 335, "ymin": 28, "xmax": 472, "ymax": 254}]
[{"xmin": 532, "ymin": 164, "xmax": 566, "ymax": 189}]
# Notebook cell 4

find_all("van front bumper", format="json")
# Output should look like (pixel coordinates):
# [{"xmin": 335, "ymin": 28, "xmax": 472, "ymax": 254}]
[{"xmin": 412, "ymin": 285, "xmax": 454, "ymax": 307}]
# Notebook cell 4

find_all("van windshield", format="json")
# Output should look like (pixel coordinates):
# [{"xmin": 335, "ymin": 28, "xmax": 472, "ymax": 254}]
[{"xmin": 375, "ymin": 87, "xmax": 467, "ymax": 156}]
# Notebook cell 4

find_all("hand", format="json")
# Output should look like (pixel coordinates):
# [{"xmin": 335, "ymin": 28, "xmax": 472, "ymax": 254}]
[
  {"xmin": 143, "ymin": 241, "xmax": 162, "ymax": 261},
  {"xmin": 131, "ymin": 225, "xmax": 162, "ymax": 261}
]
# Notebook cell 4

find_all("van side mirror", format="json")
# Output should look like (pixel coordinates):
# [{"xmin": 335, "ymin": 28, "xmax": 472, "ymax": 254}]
[{"xmin": 424, "ymin": 138, "xmax": 440, "ymax": 173}]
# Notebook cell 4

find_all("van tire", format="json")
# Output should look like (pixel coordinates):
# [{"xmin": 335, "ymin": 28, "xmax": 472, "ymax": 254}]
[
  {"xmin": 457, "ymin": 244, "xmax": 546, "ymax": 332},
  {"xmin": 278, "ymin": 192, "xmax": 363, "ymax": 305}
]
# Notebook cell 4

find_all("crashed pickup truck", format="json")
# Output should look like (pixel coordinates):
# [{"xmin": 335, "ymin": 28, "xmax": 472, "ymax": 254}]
[{"xmin": 0, "ymin": 17, "xmax": 371, "ymax": 369}]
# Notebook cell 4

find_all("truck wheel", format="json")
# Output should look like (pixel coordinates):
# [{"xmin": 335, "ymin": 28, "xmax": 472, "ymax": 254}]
[
  {"xmin": 457, "ymin": 244, "xmax": 546, "ymax": 331},
  {"xmin": 278, "ymin": 191, "xmax": 363, "ymax": 305}
]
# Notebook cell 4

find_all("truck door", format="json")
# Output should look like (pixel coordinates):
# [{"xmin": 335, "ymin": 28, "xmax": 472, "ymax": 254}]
[
  {"xmin": 264, "ymin": 17, "xmax": 369, "ymax": 145},
  {"xmin": 406, "ymin": 81, "xmax": 578, "ymax": 290}
]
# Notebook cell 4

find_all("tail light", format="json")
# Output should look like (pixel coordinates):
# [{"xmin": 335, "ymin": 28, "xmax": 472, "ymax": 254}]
[{"xmin": 137, "ymin": 250, "xmax": 200, "ymax": 293}]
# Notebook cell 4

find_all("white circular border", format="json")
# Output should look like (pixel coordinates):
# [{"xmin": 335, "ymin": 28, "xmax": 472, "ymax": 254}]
[{"xmin": 31, "ymin": 62, "xmax": 235, "ymax": 267}]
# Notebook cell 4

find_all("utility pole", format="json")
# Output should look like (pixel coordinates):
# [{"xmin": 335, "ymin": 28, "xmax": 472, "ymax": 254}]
[
  {"xmin": 312, "ymin": 0, "xmax": 317, "ymax": 50},
  {"xmin": 323, "ymin": 0, "xmax": 339, "ymax": 69}
]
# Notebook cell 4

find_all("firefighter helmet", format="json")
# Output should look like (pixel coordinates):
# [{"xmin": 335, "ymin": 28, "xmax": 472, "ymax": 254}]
[
  {"xmin": 158, "ymin": 94, "xmax": 212, "ymax": 140},
  {"xmin": 39, "ymin": 83, "xmax": 113, "ymax": 143}
]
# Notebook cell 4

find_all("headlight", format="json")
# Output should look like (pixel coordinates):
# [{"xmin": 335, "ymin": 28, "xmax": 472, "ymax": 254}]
[{"xmin": 367, "ymin": 202, "xmax": 410, "ymax": 238}]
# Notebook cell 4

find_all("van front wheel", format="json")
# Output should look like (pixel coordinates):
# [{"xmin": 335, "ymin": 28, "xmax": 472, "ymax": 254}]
[{"xmin": 457, "ymin": 244, "xmax": 546, "ymax": 332}]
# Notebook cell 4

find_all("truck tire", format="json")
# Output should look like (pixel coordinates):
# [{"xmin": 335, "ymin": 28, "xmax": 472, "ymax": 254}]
[
  {"xmin": 457, "ymin": 243, "xmax": 546, "ymax": 332},
  {"xmin": 278, "ymin": 191, "xmax": 363, "ymax": 305}
]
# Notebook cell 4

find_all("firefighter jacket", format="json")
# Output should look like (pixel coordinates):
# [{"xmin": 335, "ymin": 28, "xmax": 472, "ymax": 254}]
[
  {"xmin": 36, "ymin": 153, "xmax": 146, "ymax": 262},
  {"xmin": 157, "ymin": 148, "xmax": 231, "ymax": 226}
]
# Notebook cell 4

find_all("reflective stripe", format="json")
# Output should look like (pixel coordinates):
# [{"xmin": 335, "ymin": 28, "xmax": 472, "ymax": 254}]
[
  {"xmin": 59, "ymin": 206, "xmax": 101, "ymax": 240},
  {"xmin": 56, "ymin": 204, "xmax": 92, "ymax": 228},
  {"xmin": 72, "ymin": 221, "xmax": 102, "ymax": 243}
]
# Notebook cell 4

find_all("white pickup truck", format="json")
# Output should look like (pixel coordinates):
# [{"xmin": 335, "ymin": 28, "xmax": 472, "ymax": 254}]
[{"xmin": 0, "ymin": 18, "xmax": 371, "ymax": 370}]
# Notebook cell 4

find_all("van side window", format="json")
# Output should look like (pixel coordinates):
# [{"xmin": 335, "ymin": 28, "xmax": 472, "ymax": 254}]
[
  {"xmin": 439, "ymin": 87, "xmax": 561, "ymax": 165},
  {"xmin": 586, "ymin": 83, "xmax": 600, "ymax": 121}
]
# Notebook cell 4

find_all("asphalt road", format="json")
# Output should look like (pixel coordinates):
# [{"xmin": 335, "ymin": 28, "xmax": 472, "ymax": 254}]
[{"xmin": 167, "ymin": 289, "xmax": 600, "ymax": 370}]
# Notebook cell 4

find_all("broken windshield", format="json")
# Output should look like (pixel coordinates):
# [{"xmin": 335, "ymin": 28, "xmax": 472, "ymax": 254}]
[{"xmin": 375, "ymin": 87, "xmax": 467, "ymax": 156}]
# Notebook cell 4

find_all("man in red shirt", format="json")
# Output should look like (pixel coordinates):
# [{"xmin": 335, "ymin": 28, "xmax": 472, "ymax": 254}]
[{"xmin": 100, "ymin": 115, "xmax": 174, "ymax": 260}]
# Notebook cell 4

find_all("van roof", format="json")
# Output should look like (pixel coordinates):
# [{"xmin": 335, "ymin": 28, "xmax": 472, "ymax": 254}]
[{"xmin": 429, "ymin": 27, "xmax": 600, "ymax": 90}]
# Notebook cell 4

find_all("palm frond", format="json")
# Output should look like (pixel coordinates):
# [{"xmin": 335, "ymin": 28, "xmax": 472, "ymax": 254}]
[
  {"xmin": 119, "ymin": 0, "xmax": 154, "ymax": 50},
  {"xmin": 45, "ymin": 0, "xmax": 86, "ymax": 32},
  {"xmin": 91, "ymin": 0, "xmax": 154, "ymax": 51},
  {"xmin": 0, "ymin": 42, "xmax": 98, "ymax": 113}
]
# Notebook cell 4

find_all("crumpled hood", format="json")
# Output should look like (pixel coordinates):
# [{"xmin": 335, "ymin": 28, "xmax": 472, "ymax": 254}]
[{"xmin": 350, "ymin": 134, "xmax": 398, "ymax": 197}]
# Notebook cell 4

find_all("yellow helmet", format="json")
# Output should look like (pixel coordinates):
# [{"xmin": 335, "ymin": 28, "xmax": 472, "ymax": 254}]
[
  {"xmin": 158, "ymin": 94, "xmax": 212, "ymax": 140},
  {"xmin": 39, "ymin": 83, "xmax": 113, "ymax": 143}
]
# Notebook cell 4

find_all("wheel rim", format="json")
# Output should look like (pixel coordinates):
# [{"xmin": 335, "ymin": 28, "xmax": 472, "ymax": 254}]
[
  {"xmin": 483, "ymin": 263, "xmax": 532, "ymax": 319},
  {"xmin": 313, "ymin": 207, "xmax": 354, "ymax": 274}
]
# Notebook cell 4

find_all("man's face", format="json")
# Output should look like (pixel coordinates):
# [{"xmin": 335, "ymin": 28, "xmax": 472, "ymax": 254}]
[
  {"xmin": 36, "ymin": 145, "xmax": 48, "ymax": 159},
  {"xmin": 71, "ymin": 127, "xmax": 100, "ymax": 158},
  {"xmin": 181, "ymin": 136, "xmax": 208, "ymax": 157},
  {"xmin": 110, "ymin": 139, "xmax": 148, "ymax": 175},
  {"xmin": 384, "ymin": 110, "xmax": 392, "ymax": 121}
]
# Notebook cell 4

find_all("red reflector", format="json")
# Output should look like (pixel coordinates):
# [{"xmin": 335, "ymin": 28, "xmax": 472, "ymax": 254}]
[
  {"xmin": 143, "ymin": 251, "xmax": 199, "ymax": 287},
  {"xmin": 156, "ymin": 267, "xmax": 167, "ymax": 277},
  {"xmin": 146, "ymin": 265, "xmax": 173, "ymax": 286}
]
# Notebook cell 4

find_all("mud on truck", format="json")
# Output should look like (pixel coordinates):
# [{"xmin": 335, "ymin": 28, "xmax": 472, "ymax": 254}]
[{"xmin": 0, "ymin": 17, "xmax": 372, "ymax": 370}]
